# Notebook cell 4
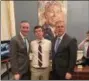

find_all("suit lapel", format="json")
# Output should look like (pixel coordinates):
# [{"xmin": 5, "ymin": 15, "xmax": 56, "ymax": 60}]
[
  {"xmin": 52, "ymin": 36, "xmax": 57, "ymax": 57},
  {"xmin": 54, "ymin": 34, "xmax": 68, "ymax": 56},
  {"xmin": 17, "ymin": 34, "xmax": 28, "ymax": 53},
  {"xmin": 18, "ymin": 34, "xmax": 25, "ymax": 47},
  {"xmin": 57, "ymin": 34, "xmax": 66, "ymax": 51}
]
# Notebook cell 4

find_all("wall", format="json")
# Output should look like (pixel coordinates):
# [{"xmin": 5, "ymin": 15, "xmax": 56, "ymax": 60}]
[
  {"xmin": 14, "ymin": 1, "xmax": 89, "ymax": 43},
  {"xmin": 14, "ymin": 1, "xmax": 38, "ymax": 41},
  {"xmin": 67, "ymin": 1, "xmax": 89, "ymax": 44}
]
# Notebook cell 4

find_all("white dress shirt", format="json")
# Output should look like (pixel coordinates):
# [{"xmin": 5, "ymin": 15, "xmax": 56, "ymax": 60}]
[
  {"xmin": 83, "ymin": 42, "xmax": 89, "ymax": 58},
  {"xmin": 57, "ymin": 33, "xmax": 65, "ymax": 43},
  {"xmin": 78, "ymin": 40, "xmax": 89, "ymax": 58},
  {"xmin": 30, "ymin": 38, "xmax": 51, "ymax": 68}
]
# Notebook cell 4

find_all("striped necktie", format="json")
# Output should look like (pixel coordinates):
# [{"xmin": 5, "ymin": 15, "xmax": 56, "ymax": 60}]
[{"xmin": 38, "ymin": 41, "xmax": 42, "ymax": 67}]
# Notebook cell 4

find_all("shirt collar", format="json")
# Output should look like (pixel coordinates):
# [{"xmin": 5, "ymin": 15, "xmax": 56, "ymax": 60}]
[
  {"xmin": 36, "ymin": 38, "xmax": 45, "ymax": 44},
  {"xmin": 20, "ymin": 32, "xmax": 25, "ymax": 40},
  {"xmin": 57, "ymin": 33, "xmax": 65, "ymax": 40}
]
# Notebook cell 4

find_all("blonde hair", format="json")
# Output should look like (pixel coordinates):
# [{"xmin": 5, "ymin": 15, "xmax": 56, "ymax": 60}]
[{"xmin": 45, "ymin": 1, "xmax": 62, "ymax": 12}]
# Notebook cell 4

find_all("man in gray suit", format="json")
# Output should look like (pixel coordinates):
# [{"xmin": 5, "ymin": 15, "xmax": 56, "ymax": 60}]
[
  {"xmin": 10, "ymin": 20, "xmax": 30, "ymax": 80},
  {"xmin": 52, "ymin": 20, "xmax": 77, "ymax": 80}
]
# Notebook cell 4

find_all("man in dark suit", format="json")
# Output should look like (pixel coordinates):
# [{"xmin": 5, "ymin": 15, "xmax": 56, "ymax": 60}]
[
  {"xmin": 10, "ymin": 20, "xmax": 30, "ymax": 80},
  {"xmin": 43, "ymin": 23, "xmax": 54, "ymax": 41},
  {"xmin": 52, "ymin": 20, "xmax": 77, "ymax": 80}
]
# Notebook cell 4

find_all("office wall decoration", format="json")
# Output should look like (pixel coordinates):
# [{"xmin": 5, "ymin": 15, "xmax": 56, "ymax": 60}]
[
  {"xmin": 38, "ymin": 1, "xmax": 67, "ymax": 26},
  {"xmin": 38, "ymin": 1, "xmax": 67, "ymax": 40}
]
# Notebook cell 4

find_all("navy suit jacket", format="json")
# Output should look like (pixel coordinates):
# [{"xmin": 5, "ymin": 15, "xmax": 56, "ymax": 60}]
[{"xmin": 52, "ymin": 33, "xmax": 77, "ymax": 76}]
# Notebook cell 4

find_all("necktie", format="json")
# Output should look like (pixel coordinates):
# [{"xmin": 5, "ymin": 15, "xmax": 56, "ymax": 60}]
[
  {"xmin": 38, "ymin": 41, "xmax": 42, "ymax": 67},
  {"xmin": 54, "ymin": 37, "xmax": 60, "ymax": 52},
  {"xmin": 87, "ymin": 45, "xmax": 89, "ymax": 57},
  {"xmin": 24, "ymin": 38, "xmax": 27, "ymax": 49}
]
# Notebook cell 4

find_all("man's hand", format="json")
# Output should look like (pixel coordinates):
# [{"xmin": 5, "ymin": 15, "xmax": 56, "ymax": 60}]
[
  {"xmin": 65, "ymin": 72, "xmax": 72, "ymax": 80},
  {"xmin": 14, "ymin": 73, "xmax": 21, "ymax": 80}
]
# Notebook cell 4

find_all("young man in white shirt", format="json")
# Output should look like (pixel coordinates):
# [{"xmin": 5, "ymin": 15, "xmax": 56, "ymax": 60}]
[
  {"xmin": 78, "ymin": 30, "xmax": 89, "ymax": 66},
  {"xmin": 30, "ymin": 26, "xmax": 51, "ymax": 80}
]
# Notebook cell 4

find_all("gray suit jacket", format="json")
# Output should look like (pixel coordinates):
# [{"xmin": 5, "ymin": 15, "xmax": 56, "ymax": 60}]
[{"xmin": 10, "ymin": 34, "xmax": 30, "ymax": 75}]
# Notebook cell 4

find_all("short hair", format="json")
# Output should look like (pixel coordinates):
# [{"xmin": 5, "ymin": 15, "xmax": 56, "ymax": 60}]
[
  {"xmin": 34, "ymin": 25, "xmax": 44, "ymax": 32},
  {"xmin": 56, "ymin": 20, "xmax": 65, "ymax": 27},
  {"xmin": 45, "ymin": 1, "xmax": 62, "ymax": 12},
  {"xmin": 20, "ymin": 20, "xmax": 29, "ymax": 24},
  {"xmin": 86, "ymin": 30, "xmax": 89, "ymax": 34}
]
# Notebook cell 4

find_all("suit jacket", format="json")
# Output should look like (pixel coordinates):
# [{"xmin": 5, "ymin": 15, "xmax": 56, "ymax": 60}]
[
  {"xmin": 43, "ymin": 24, "xmax": 54, "ymax": 41},
  {"xmin": 52, "ymin": 33, "xmax": 77, "ymax": 76},
  {"xmin": 10, "ymin": 34, "xmax": 30, "ymax": 75}
]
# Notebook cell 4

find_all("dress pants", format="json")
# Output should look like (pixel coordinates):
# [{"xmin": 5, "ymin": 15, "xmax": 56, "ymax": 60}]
[
  {"xmin": 51, "ymin": 70, "xmax": 66, "ymax": 80},
  {"xmin": 31, "ymin": 67, "xmax": 50, "ymax": 80}
]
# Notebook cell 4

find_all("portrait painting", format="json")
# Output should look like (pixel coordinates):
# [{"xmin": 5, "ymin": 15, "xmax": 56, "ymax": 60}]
[{"xmin": 38, "ymin": 1, "xmax": 67, "ymax": 40}]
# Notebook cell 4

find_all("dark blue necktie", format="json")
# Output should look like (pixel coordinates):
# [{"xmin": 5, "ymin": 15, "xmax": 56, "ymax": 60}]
[
  {"xmin": 54, "ymin": 37, "xmax": 61, "ymax": 53},
  {"xmin": 24, "ymin": 38, "xmax": 27, "ymax": 49}
]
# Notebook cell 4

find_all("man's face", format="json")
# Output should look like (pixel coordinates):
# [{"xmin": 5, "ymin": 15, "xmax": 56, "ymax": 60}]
[
  {"xmin": 55, "ymin": 21, "xmax": 65, "ymax": 36},
  {"xmin": 34, "ymin": 28, "xmax": 44, "ymax": 39},
  {"xmin": 45, "ymin": 5, "xmax": 62, "ymax": 26},
  {"xmin": 20, "ymin": 22, "xmax": 30, "ymax": 36}
]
